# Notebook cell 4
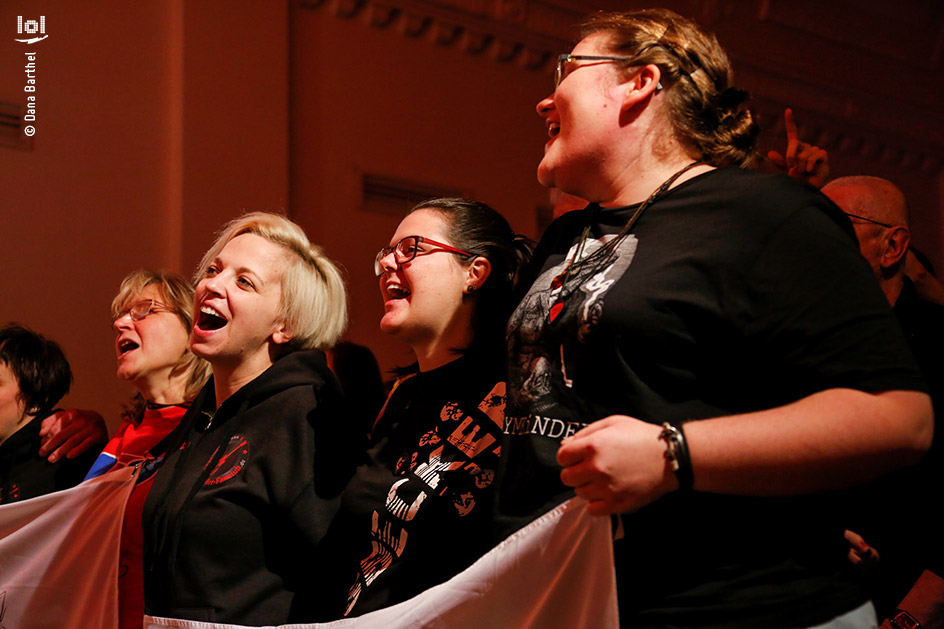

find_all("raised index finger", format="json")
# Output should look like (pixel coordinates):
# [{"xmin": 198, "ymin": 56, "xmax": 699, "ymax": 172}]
[{"xmin": 784, "ymin": 108, "xmax": 798, "ymax": 142}]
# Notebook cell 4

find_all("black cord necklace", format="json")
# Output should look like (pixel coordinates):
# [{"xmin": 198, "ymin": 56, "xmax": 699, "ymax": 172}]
[{"xmin": 548, "ymin": 160, "xmax": 702, "ymax": 324}]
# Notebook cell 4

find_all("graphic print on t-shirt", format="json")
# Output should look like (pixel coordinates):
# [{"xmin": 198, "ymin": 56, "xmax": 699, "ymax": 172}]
[
  {"xmin": 508, "ymin": 233, "xmax": 637, "ymax": 423},
  {"xmin": 345, "ymin": 382, "xmax": 504, "ymax": 615}
]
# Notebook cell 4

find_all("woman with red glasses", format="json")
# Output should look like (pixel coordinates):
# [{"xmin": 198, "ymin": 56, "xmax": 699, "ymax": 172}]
[{"xmin": 326, "ymin": 198, "xmax": 531, "ymax": 618}]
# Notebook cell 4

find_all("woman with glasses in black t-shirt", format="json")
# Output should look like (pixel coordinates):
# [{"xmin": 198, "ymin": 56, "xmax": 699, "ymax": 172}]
[
  {"xmin": 499, "ymin": 8, "xmax": 932, "ymax": 628},
  {"xmin": 328, "ymin": 198, "xmax": 531, "ymax": 617}
]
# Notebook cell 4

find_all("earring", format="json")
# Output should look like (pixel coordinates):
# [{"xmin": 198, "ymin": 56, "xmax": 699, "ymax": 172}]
[{"xmin": 466, "ymin": 284, "xmax": 477, "ymax": 294}]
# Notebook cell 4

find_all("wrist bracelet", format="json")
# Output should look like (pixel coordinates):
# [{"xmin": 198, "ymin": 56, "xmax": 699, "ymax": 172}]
[{"xmin": 659, "ymin": 422, "xmax": 693, "ymax": 491}]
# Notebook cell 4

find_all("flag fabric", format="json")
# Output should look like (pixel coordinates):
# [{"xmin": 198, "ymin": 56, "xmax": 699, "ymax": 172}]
[
  {"xmin": 0, "ymin": 465, "xmax": 137, "ymax": 629},
  {"xmin": 145, "ymin": 497, "xmax": 618, "ymax": 629}
]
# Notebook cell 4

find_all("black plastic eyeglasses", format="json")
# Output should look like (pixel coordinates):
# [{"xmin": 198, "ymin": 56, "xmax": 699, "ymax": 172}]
[
  {"xmin": 555, "ymin": 54, "xmax": 634, "ymax": 89},
  {"xmin": 113, "ymin": 299, "xmax": 176, "ymax": 322},
  {"xmin": 374, "ymin": 235, "xmax": 473, "ymax": 277},
  {"xmin": 843, "ymin": 212, "xmax": 894, "ymax": 228}
]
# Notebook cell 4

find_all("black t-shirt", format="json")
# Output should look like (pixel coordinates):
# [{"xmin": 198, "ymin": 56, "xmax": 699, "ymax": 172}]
[
  {"xmin": 499, "ymin": 167, "xmax": 927, "ymax": 628},
  {"xmin": 0, "ymin": 412, "xmax": 95, "ymax": 504},
  {"xmin": 331, "ymin": 349, "xmax": 505, "ymax": 617},
  {"xmin": 847, "ymin": 279, "xmax": 944, "ymax": 616}
]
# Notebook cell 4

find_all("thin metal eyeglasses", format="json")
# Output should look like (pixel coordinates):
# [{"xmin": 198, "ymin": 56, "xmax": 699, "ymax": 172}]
[
  {"xmin": 555, "ymin": 54, "xmax": 634, "ymax": 89},
  {"xmin": 113, "ymin": 299, "xmax": 176, "ymax": 322},
  {"xmin": 374, "ymin": 235, "xmax": 473, "ymax": 277},
  {"xmin": 843, "ymin": 212, "xmax": 894, "ymax": 228}
]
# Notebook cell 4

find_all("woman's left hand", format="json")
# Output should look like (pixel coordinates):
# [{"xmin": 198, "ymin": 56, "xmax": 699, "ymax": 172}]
[
  {"xmin": 557, "ymin": 415, "xmax": 677, "ymax": 515},
  {"xmin": 39, "ymin": 408, "xmax": 108, "ymax": 462}
]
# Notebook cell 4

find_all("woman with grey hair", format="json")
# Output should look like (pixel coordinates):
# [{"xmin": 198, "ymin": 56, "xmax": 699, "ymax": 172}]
[{"xmin": 142, "ymin": 212, "xmax": 360, "ymax": 625}]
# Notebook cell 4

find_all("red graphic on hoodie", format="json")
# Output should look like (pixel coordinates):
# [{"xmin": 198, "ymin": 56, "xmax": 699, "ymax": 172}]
[{"xmin": 205, "ymin": 435, "xmax": 249, "ymax": 486}]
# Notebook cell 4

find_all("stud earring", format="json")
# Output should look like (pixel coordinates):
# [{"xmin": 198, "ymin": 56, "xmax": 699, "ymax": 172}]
[{"xmin": 467, "ymin": 285, "xmax": 477, "ymax": 294}]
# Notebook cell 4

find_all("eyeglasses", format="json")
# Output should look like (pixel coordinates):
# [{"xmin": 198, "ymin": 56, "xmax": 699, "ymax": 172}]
[
  {"xmin": 374, "ymin": 235, "xmax": 473, "ymax": 277},
  {"xmin": 843, "ymin": 212, "xmax": 894, "ymax": 228},
  {"xmin": 555, "ymin": 54, "xmax": 634, "ymax": 89},
  {"xmin": 113, "ymin": 299, "xmax": 176, "ymax": 322}
]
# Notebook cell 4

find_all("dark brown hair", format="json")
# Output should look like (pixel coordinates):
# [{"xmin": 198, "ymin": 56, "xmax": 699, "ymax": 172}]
[
  {"xmin": 412, "ymin": 198, "xmax": 534, "ymax": 346},
  {"xmin": 0, "ymin": 323, "xmax": 72, "ymax": 415}
]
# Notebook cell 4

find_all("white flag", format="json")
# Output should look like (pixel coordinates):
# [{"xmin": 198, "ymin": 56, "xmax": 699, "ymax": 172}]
[
  {"xmin": 0, "ymin": 465, "xmax": 137, "ymax": 629},
  {"xmin": 145, "ymin": 498, "xmax": 618, "ymax": 629}
]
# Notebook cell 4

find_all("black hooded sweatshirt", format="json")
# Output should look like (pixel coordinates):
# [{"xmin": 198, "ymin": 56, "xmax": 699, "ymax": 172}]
[{"xmin": 142, "ymin": 350, "xmax": 362, "ymax": 625}]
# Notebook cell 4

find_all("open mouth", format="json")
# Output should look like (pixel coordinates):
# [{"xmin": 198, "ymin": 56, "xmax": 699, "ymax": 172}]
[
  {"xmin": 386, "ymin": 282, "xmax": 411, "ymax": 300},
  {"xmin": 118, "ymin": 340, "xmax": 139, "ymax": 356},
  {"xmin": 548, "ymin": 121, "xmax": 560, "ymax": 138},
  {"xmin": 196, "ymin": 305, "xmax": 228, "ymax": 331}
]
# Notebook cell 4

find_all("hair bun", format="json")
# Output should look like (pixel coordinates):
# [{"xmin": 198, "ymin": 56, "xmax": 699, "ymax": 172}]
[{"xmin": 718, "ymin": 87, "xmax": 749, "ymax": 111}]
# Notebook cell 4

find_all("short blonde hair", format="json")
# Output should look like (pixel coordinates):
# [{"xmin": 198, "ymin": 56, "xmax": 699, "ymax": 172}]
[
  {"xmin": 194, "ymin": 212, "xmax": 348, "ymax": 351},
  {"xmin": 112, "ymin": 269, "xmax": 211, "ymax": 421}
]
